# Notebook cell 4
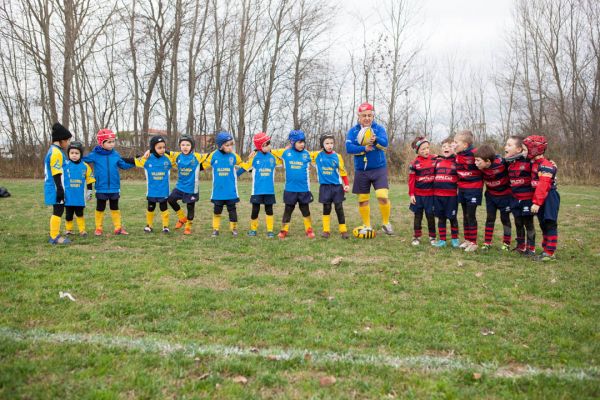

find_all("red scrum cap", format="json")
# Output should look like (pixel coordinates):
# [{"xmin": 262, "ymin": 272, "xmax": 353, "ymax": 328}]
[
  {"xmin": 97, "ymin": 129, "xmax": 116, "ymax": 145},
  {"xmin": 357, "ymin": 102, "xmax": 374, "ymax": 113},
  {"xmin": 523, "ymin": 135, "xmax": 547, "ymax": 159},
  {"xmin": 253, "ymin": 132, "xmax": 271, "ymax": 150}
]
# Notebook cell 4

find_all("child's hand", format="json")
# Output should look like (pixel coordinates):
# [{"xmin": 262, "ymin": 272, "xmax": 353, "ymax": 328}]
[
  {"xmin": 248, "ymin": 150, "xmax": 256, "ymax": 159},
  {"xmin": 143, "ymin": 150, "xmax": 150, "ymax": 158},
  {"xmin": 410, "ymin": 195, "xmax": 416, "ymax": 205},
  {"xmin": 343, "ymin": 185, "xmax": 350, "ymax": 192},
  {"xmin": 531, "ymin": 204, "xmax": 539, "ymax": 214},
  {"xmin": 365, "ymin": 145, "xmax": 374, "ymax": 152}
]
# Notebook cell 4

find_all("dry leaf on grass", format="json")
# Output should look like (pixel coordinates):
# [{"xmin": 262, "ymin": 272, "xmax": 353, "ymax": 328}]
[
  {"xmin": 319, "ymin": 376, "xmax": 337, "ymax": 386},
  {"xmin": 266, "ymin": 355, "xmax": 279, "ymax": 361},
  {"xmin": 457, "ymin": 261, "xmax": 464, "ymax": 267},
  {"xmin": 475, "ymin": 271, "xmax": 483, "ymax": 278},
  {"xmin": 304, "ymin": 353, "xmax": 312, "ymax": 361},
  {"xmin": 232, "ymin": 375, "xmax": 248, "ymax": 384},
  {"xmin": 331, "ymin": 256, "xmax": 343, "ymax": 266},
  {"xmin": 480, "ymin": 328, "xmax": 495, "ymax": 336},
  {"xmin": 249, "ymin": 347, "xmax": 259, "ymax": 353},
  {"xmin": 392, "ymin": 280, "xmax": 399, "ymax": 285},
  {"xmin": 472, "ymin": 372, "xmax": 482, "ymax": 380},
  {"xmin": 198, "ymin": 373, "xmax": 210, "ymax": 380}
]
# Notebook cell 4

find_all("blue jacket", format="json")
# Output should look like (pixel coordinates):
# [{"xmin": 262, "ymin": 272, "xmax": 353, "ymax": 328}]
[
  {"xmin": 82, "ymin": 146, "xmax": 134, "ymax": 193},
  {"xmin": 345, "ymin": 122, "xmax": 388, "ymax": 171}
]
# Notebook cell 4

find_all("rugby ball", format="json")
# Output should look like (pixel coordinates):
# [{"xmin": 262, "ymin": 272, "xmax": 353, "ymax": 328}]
[
  {"xmin": 352, "ymin": 225, "xmax": 376, "ymax": 239},
  {"xmin": 356, "ymin": 127, "xmax": 374, "ymax": 146}
]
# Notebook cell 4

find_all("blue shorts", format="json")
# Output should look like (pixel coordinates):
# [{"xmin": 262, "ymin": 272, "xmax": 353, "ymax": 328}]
[
  {"xmin": 409, "ymin": 195, "xmax": 434, "ymax": 215},
  {"xmin": 538, "ymin": 189, "xmax": 560, "ymax": 221},
  {"xmin": 319, "ymin": 184, "xmax": 345, "ymax": 204},
  {"xmin": 250, "ymin": 194, "xmax": 276, "ymax": 205},
  {"xmin": 283, "ymin": 191, "xmax": 313, "ymax": 205},
  {"xmin": 147, "ymin": 196, "xmax": 168, "ymax": 203},
  {"xmin": 485, "ymin": 193, "xmax": 512, "ymax": 214},
  {"xmin": 169, "ymin": 188, "xmax": 199, "ymax": 204},
  {"xmin": 352, "ymin": 167, "xmax": 388, "ymax": 194},
  {"xmin": 211, "ymin": 198, "xmax": 239, "ymax": 206},
  {"xmin": 510, "ymin": 198, "xmax": 533, "ymax": 217},
  {"xmin": 458, "ymin": 188, "xmax": 482, "ymax": 206},
  {"xmin": 434, "ymin": 196, "xmax": 458, "ymax": 219},
  {"xmin": 96, "ymin": 192, "xmax": 120, "ymax": 201}
]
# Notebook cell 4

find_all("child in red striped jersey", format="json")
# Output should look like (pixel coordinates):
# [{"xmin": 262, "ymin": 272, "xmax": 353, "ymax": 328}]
[
  {"xmin": 474, "ymin": 144, "xmax": 512, "ymax": 251},
  {"xmin": 505, "ymin": 135, "xmax": 536, "ymax": 257},
  {"xmin": 453, "ymin": 130, "xmax": 483, "ymax": 252},
  {"xmin": 433, "ymin": 137, "xmax": 460, "ymax": 248},
  {"xmin": 523, "ymin": 135, "xmax": 560, "ymax": 262},
  {"xmin": 408, "ymin": 136, "xmax": 437, "ymax": 246}
]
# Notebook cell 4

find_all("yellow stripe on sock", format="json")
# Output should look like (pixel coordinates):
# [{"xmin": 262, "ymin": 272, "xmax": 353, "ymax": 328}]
[
  {"xmin": 212, "ymin": 214, "xmax": 221, "ymax": 231},
  {"xmin": 266, "ymin": 215, "xmax": 274, "ymax": 232},
  {"xmin": 339, "ymin": 223, "xmax": 347, "ymax": 233},
  {"xmin": 379, "ymin": 201, "xmax": 391, "ymax": 225},
  {"xmin": 65, "ymin": 220, "xmax": 74, "ymax": 232},
  {"xmin": 146, "ymin": 211, "xmax": 155, "ymax": 228},
  {"xmin": 303, "ymin": 216, "xmax": 312, "ymax": 230},
  {"xmin": 76, "ymin": 216, "xmax": 86, "ymax": 232},
  {"xmin": 50, "ymin": 215, "xmax": 61, "ymax": 239},
  {"xmin": 250, "ymin": 219, "xmax": 259, "ymax": 231},
  {"xmin": 176, "ymin": 209, "xmax": 185, "ymax": 221},
  {"xmin": 359, "ymin": 204, "xmax": 371, "ymax": 227},
  {"xmin": 111, "ymin": 210, "xmax": 122, "ymax": 230},
  {"xmin": 161, "ymin": 210, "xmax": 169, "ymax": 228},
  {"xmin": 322, "ymin": 215, "xmax": 331, "ymax": 233},
  {"xmin": 95, "ymin": 211, "xmax": 104, "ymax": 230}
]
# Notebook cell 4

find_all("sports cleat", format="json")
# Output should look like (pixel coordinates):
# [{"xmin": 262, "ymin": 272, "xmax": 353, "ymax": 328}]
[
  {"xmin": 175, "ymin": 218, "xmax": 187, "ymax": 229},
  {"xmin": 381, "ymin": 223, "xmax": 394, "ymax": 236},
  {"xmin": 411, "ymin": 237, "xmax": 420, "ymax": 246},
  {"xmin": 451, "ymin": 238, "xmax": 460, "ymax": 248},
  {"xmin": 183, "ymin": 227, "xmax": 192, "ymax": 235},
  {"xmin": 48, "ymin": 235, "xmax": 71, "ymax": 245},
  {"xmin": 211, "ymin": 230, "xmax": 219, "ymax": 237},
  {"xmin": 247, "ymin": 230, "xmax": 257, "ymax": 237},
  {"xmin": 429, "ymin": 238, "xmax": 437, "ymax": 246},
  {"xmin": 162, "ymin": 227, "xmax": 170, "ymax": 234},
  {"xmin": 464, "ymin": 242, "xmax": 478, "ymax": 252},
  {"xmin": 277, "ymin": 230, "xmax": 288, "ymax": 240},
  {"xmin": 534, "ymin": 252, "xmax": 556, "ymax": 262},
  {"xmin": 340, "ymin": 231, "xmax": 350, "ymax": 239},
  {"xmin": 65, "ymin": 230, "xmax": 73, "ymax": 236},
  {"xmin": 522, "ymin": 249, "xmax": 536, "ymax": 258},
  {"xmin": 232, "ymin": 229, "xmax": 238, "ymax": 237},
  {"xmin": 306, "ymin": 228, "xmax": 315, "ymax": 239},
  {"xmin": 144, "ymin": 226, "xmax": 153, "ymax": 233},
  {"xmin": 321, "ymin": 231, "xmax": 331, "ymax": 238},
  {"xmin": 114, "ymin": 227, "xmax": 129, "ymax": 235},
  {"xmin": 459, "ymin": 241, "xmax": 469, "ymax": 249},
  {"xmin": 79, "ymin": 231, "xmax": 88, "ymax": 238},
  {"xmin": 434, "ymin": 240, "xmax": 447, "ymax": 248},
  {"xmin": 501, "ymin": 243, "xmax": 511, "ymax": 251},
  {"xmin": 512, "ymin": 246, "xmax": 527, "ymax": 254},
  {"xmin": 480, "ymin": 243, "xmax": 492, "ymax": 250},
  {"xmin": 266, "ymin": 231, "xmax": 275, "ymax": 239},
  {"xmin": 94, "ymin": 228, "xmax": 103, "ymax": 236}
]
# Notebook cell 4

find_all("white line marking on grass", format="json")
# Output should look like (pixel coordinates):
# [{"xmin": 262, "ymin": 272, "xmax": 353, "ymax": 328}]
[{"xmin": 0, "ymin": 327, "xmax": 597, "ymax": 380}]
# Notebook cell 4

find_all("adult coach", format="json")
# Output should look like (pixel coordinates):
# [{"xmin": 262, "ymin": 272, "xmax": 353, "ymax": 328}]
[{"xmin": 345, "ymin": 102, "xmax": 393, "ymax": 235}]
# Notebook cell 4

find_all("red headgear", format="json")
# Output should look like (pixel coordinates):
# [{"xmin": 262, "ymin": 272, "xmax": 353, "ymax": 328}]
[
  {"xmin": 253, "ymin": 132, "xmax": 271, "ymax": 151},
  {"xmin": 97, "ymin": 129, "xmax": 116, "ymax": 145},
  {"xmin": 523, "ymin": 135, "xmax": 547, "ymax": 159},
  {"xmin": 357, "ymin": 102, "xmax": 374, "ymax": 113}
]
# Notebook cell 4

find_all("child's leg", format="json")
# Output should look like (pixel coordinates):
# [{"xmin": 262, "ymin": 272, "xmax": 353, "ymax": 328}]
[
  {"xmin": 413, "ymin": 209, "xmax": 423, "ymax": 238},
  {"xmin": 250, "ymin": 203, "xmax": 261, "ymax": 231},
  {"xmin": 484, "ymin": 207, "xmax": 497, "ymax": 245},
  {"xmin": 184, "ymin": 203, "xmax": 195, "ymax": 232},
  {"xmin": 322, "ymin": 203, "xmax": 332, "ymax": 233},
  {"xmin": 514, "ymin": 215, "xmax": 525, "ymax": 250},
  {"xmin": 213, "ymin": 204, "xmax": 224, "ymax": 231},
  {"xmin": 540, "ymin": 218, "xmax": 558, "ymax": 256},
  {"xmin": 168, "ymin": 194, "xmax": 186, "ymax": 223},
  {"xmin": 146, "ymin": 201, "xmax": 157, "ymax": 228},
  {"xmin": 65, "ymin": 206, "xmax": 75, "ymax": 232},
  {"xmin": 425, "ymin": 213, "xmax": 436, "ymax": 240},
  {"xmin": 281, "ymin": 204, "xmax": 295, "ymax": 232},
  {"xmin": 50, "ymin": 204, "xmax": 64, "ymax": 239},
  {"xmin": 264, "ymin": 204, "xmax": 274, "ymax": 233},
  {"xmin": 299, "ymin": 203, "xmax": 312, "ymax": 231},
  {"xmin": 334, "ymin": 202, "xmax": 347, "ymax": 233},
  {"xmin": 524, "ymin": 215, "xmax": 535, "ymax": 252},
  {"xmin": 461, "ymin": 201, "xmax": 468, "ymax": 241},
  {"xmin": 226, "ymin": 203, "xmax": 238, "ymax": 231},
  {"xmin": 74, "ymin": 206, "xmax": 85, "ymax": 233},
  {"xmin": 95, "ymin": 199, "xmax": 107, "ymax": 231},
  {"xmin": 450, "ymin": 216, "xmax": 459, "ymax": 239},
  {"xmin": 500, "ymin": 210, "xmax": 512, "ymax": 246},
  {"xmin": 159, "ymin": 201, "xmax": 169, "ymax": 229},
  {"xmin": 438, "ymin": 217, "xmax": 447, "ymax": 241},
  {"xmin": 109, "ymin": 198, "xmax": 122, "ymax": 230},
  {"xmin": 466, "ymin": 203, "xmax": 478, "ymax": 243}
]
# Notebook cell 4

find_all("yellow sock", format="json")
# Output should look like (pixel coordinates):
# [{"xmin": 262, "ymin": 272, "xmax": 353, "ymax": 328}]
[
  {"xmin": 176, "ymin": 209, "xmax": 186, "ymax": 221},
  {"xmin": 379, "ymin": 201, "xmax": 391, "ymax": 225},
  {"xmin": 76, "ymin": 216, "xmax": 86, "ymax": 232},
  {"xmin": 111, "ymin": 210, "xmax": 122, "ymax": 230},
  {"xmin": 50, "ymin": 215, "xmax": 61, "ymax": 239},
  {"xmin": 65, "ymin": 220, "xmax": 74, "ymax": 232},
  {"xmin": 339, "ymin": 223, "xmax": 347, "ymax": 233},
  {"xmin": 303, "ymin": 216, "xmax": 312, "ymax": 230},
  {"xmin": 146, "ymin": 211, "xmax": 155, "ymax": 227},
  {"xmin": 95, "ymin": 210, "xmax": 104, "ymax": 230},
  {"xmin": 212, "ymin": 214, "xmax": 221, "ymax": 231},
  {"xmin": 282, "ymin": 223, "xmax": 290, "ymax": 232},
  {"xmin": 250, "ymin": 218, "xmax": 259, "ymax": 231},
  {"xmin": 359, "ymin": 204, "xmax": 371, "ymax": 227},
  {"xmin": 230, "ymin": 221, "xmax": 238, "ymax": 231},
  {"xmin": 266, "ymin": 215, "xmax": 274, "ymax": 232},
  {"xmin": 185, "ymin": 220, "xmax": 193, "ymax": 230},
  {"xmin": 161, "ymin": 210, "xmax": 169, "ymax": 228},
  {"xmin": 322, "ymin": 215, "xmax": 331, "ymax": 233}
]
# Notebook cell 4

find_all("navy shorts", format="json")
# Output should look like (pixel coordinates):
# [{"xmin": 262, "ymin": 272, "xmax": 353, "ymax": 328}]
[
  {"xmin": 409, "ymin": 195, "xmax": 434, "ymax": 214},
  {"xmin": 510, "ymin": 198, "xmax": 533, "ymax": 217},
  {"xmin": 434, "ymin": 196, "xmax": 458, "ymax": 219},
  {"xmin": 352, "ymin": 167, "xmax": 389, "ymax": 194},
  {"xmin": 96, "ymin": 192, "xmax": 120, "ymax": 201},
  {"xmin": 283, "ymin": 191, "xmax": 313, "ymax": 205},
  {"xmin": 211, "ymin": 198, "xmax": 240, "ymax": 206},
  {"xmin": 458, "ymin": 188, "xmax": 482, "ymax": 206},
  {"xmin": 538, "ymin": 189, "xmax": 560, "ymax": 221},
  {"xmin": 250, "ymin": 194, "xmax": 276, "ymax": 205},
  {"xmin": 147, "ymin": 196, "xmax": 168, "ymax": 203},
  {"xmin": 169, "ymin": 188, "xmax": 199, "ymax": 204},
  {"xmin": 319, "ymin": 184, "xmax": 345, "ymax": 204},
  {"xmin": 485, "ymin": 193, "xmax": 512, "ymax": 214}
]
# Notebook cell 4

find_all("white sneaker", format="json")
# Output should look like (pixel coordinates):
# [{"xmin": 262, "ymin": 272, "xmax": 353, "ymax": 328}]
[
  {"xmin": 464, "ymin": 242, "xmax": 478, "ymax": 252},
  {"xmin": 429, "ymin": 238, "xmax": 437, "ymax": 246},
  {"xmin": 459, "ymin": 241, "xmax": 469, "ymax": 249},
  {"xmin": 381, "ymin": 223, "xmax": 394, "ymax": 236},
  {"xmin": 411, "ymin": 237, "xmax": 420, "ymax": 246}
]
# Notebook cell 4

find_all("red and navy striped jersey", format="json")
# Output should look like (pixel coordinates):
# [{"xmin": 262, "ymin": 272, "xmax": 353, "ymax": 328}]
[
  {"xmin": 482, "ymin": 155, "xmax": 511, "ymax": 197},
  {"xmin": 456, "ymin": 146, "xmax": 483, "ymax": 190},
  {"xmin": 531, "ymin": 157, "xmax": 557, "ymax": 205},
  {"xmin": 433, "ymin": 155, "xmax": 458, "ymax": 197},
  {"xmin": 408, "ymin": 155, "xmax": 436, "ymax": 196},
  {"xmin": 508, "ymin": 156, "xmax": 534, "ymax": 200}
]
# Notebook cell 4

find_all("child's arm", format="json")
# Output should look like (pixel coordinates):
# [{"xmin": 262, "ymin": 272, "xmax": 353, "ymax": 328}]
[
  {"xmin": 531, "ymin": 161, "xmax": 556, "ymax": 213},
  {"xmin": 118, "ymin": 152, "xmax": 139, "ymax": 170},
  {"xmin": 50, "ymin": 148, "xmax": 65, "ymax": 204},
  {"xmin": 408, "ymin": 161, "xmax": 416, "ymax": 204},
  {"xmin": 194, "ymin": 152, "xmax": 209, "ymax": 171},
  {"xmin": 337, "ymin": 153, "xmax": 350, "ymax": 192},
  {"xmin": 84, "ymin": 162, "xmax": 96, "ymax": 201},
  {"xmin": 199, "ymin": 151, "xmax": 214, "ymax": 170},
  {"xmin": 271, "ymin": 148, "xmax": 286, "ymax": 158}
]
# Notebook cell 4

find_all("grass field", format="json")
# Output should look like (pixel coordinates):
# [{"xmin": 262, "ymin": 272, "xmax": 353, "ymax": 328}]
[{"xmin": 0, "ymin": 178, "xmax": 599, "ymax": 399}]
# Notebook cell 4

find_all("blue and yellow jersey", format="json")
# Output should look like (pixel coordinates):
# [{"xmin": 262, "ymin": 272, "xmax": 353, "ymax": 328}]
[
  {"xmin": 312, "ymin": 151, "xmax": 347, "ymax": 185},
  {"xmin": 272, "ymin": 148, "xmax": 312, "ymax": 192},
  {"xmin": 64, "ymin": 161, "xmax": 95, "ymax": 207},
  {"xmin": 135, "ymin": 153, "xmax": 175, "ymax": 199},
  {"xmin": 44, "ymin": 144, "xmax": 66, "ymax": 206},
  {"xmin": 170, "ymin": 151, "xmax": 207, "ymax": 194},
  {"xmin": 242, "ymin": 151, "xmax": 282, "ymax": 196},
  {"xmin": 201, "ymin": 150, "xmax": 243, "ymax": 201}
]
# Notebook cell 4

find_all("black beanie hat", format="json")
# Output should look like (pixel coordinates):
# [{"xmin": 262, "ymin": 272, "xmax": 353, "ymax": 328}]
[
  {"xmin": 51, "ymin": 122, "xmax": 73, "ymax": 142},
  {"xmin": 150, "ymin": 135, "xmax": 166, "ymax": 156}
]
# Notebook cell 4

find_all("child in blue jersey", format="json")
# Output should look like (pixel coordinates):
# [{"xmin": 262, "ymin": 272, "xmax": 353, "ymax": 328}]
[
  {"xmin": 44, "ymin": 122, "xmax": 72, "ymax": 244},
  {"xmin": 167, "ymin": 135, "xmax": 206, "ymax": 235},
  {"xmin": 82, "ymin": 129, "xmax": 135, "ymax": 236},
  {"xmin": 313, "ymin": 134, "xmax": 350, "ymax": 239},
  {"xmin": 201, "ymin": 131, "xmax": 244, "ymax": 237},
  {"xmin": 135, "ymin": 135, "xmax": 175, "ymax": 233},
  {"xmin": 271, "ymin": 130, "xmax": 316, "ymax": 239},
  {"xmin": 63, "ymin": 141, "xmax": 95, "ymax": 237},
  {"xmin": 243, "ymin": 132, "xmax": 281, "ymax": 238}
]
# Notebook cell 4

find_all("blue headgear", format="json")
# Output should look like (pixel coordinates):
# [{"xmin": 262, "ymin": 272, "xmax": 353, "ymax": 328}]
[
  {"xmin": 216, "ymin": 131, "xmax": 234, "ymax": 149},
  {"xmin": 288, "ymin": 130, "xmax": 305, "ymax": 145}
]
